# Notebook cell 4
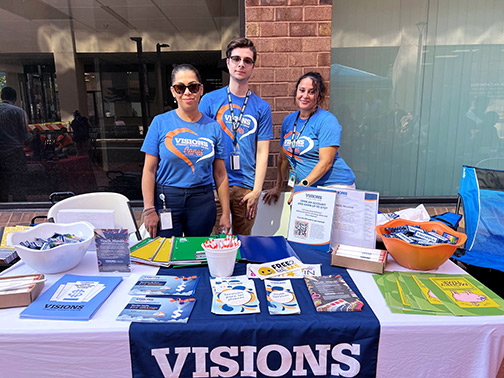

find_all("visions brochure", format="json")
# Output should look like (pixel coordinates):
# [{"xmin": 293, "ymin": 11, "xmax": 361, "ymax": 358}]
[
  {"xmin": 95, "ymin": 229, "xmax": 131, "ymax": 273},
  {"xmin": 210, "ymin": 275, "xmax": 260, "ymax": 315},
  {"xmin": 305, "ymin": 275, "xmax": 364, "ymax": 312},
  {"xmin": 128, "ymin": 275, "xmax": 199, "ymax": 296},
  {"xmin": 265, "ymin": 279, "xmax": 300, "ymax": 315},
  {"xmin": 19, "ymin": 274, "xmax": 122, "ymax": 321},
  {"xmin": 117, "ymin": 297, "xmax": 196, "ymax": 323},
  {"xmin": 288, "ymin": 186, "xmax": 379, "ymax": 252}
]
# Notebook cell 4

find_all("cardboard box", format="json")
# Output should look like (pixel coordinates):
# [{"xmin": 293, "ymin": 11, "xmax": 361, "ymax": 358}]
[
  {"xmin": 330, "ymin": 245, "xmax": 387, "ymax": 274},
  {"xmin": 0, "ymin": 274, "xmax": 45, "ymax": 309}
]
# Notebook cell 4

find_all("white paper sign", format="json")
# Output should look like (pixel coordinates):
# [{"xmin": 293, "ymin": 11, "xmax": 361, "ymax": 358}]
[
  {"xmin": 328, "ymin": 188, "xmax": 379, "ymax": 250},
  {"xmin": 287, "ymin": 186, "xmax": 379, "ymax": 251},
  {"xmin": 287, "ymin": 186, "xmax": 337, "ymax": 251}
]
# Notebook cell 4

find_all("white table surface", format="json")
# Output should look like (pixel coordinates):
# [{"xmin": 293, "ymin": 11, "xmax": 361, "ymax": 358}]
[
  {"xmin": 1, "ymin": 253, "xmax": 504, "ymax": 378},
  {"xmin": 349, "ymin": 257, "xmax": 504, "ymax": 378},
  {"xmin": 0, "ymin": 252, "xmax": 157, "ymax": 378}
]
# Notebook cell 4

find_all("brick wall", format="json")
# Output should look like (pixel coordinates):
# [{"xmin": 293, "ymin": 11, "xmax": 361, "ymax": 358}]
[{"xmin": 245, "ymin": 0, "xmax": 332, "ymax": 189}]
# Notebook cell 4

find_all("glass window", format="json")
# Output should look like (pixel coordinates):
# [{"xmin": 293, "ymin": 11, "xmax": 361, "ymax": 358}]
[
  {"xmin": 0, "ymin": 1, "xmax": 238, "ymax": 203},
  {"xmin": 331, "ymin": 0, "xmax": 504, "ymax": 197}
]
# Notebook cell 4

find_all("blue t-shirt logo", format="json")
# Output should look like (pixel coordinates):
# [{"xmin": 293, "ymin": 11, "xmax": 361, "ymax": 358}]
[{"xmin": 165, "ymin": 128, "xmax": 215, "ymax": 174}]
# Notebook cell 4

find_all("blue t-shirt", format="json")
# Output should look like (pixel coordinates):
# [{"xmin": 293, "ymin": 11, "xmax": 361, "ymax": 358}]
[
  {"xmin": 281, "ymin": 108, "xmax": 355, "ymax": 186},
  {"xmin": 199, "ymin": 87, "xmax": 273, "ymax": 189},
  {"xmin": 141, "ymin": 110, "xmax": 225, "ymax": 188}
]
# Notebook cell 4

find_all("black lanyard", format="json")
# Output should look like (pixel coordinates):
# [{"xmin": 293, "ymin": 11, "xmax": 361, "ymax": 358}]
[{"xmin": 227, "ymin": 87, "xmax": 251, "ymax": 149}]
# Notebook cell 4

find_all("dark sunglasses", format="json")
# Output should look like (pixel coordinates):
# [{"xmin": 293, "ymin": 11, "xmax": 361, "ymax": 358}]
[
  {"xmin": 172, "ymin": 82, "xmax": 201, "ymax": 94},
  {"xmin": 229, "ymin": 56, "xmax": 255, "ymax": 66}
]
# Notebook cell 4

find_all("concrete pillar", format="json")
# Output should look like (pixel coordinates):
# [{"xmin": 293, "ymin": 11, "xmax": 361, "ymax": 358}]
[
  {"xmin": 51, "ymin": 19, "xmax": 87, "ymax": 122},
  {"xmin": 53, "ymin": 51, "xmax": 87, "ymax": 122}
]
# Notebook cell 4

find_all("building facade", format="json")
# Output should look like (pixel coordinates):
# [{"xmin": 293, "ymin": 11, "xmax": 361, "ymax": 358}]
[{"xmin": 0, "ymin": 0, "xmax": 502, "ymax": 205}]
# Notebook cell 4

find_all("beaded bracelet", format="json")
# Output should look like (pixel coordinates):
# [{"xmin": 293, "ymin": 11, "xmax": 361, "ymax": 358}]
[{"xmin": 142, "ymin": 207, "xmax": 156, "ymax": 217}]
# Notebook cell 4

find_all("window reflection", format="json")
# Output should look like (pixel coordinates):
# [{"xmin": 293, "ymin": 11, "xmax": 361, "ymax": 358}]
[
  {"xmin": 331, "ymin": 1, "xmax": 504, "ymax": 197},
  {"xmin": 0, "ymin": 0, "xmax": 238, "ymax": 203}
]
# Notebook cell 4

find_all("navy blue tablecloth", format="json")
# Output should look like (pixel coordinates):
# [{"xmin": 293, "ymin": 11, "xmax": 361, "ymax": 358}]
[{"xmin": 129, "ymin": 244, "xmax": 380, "ymax": 378}]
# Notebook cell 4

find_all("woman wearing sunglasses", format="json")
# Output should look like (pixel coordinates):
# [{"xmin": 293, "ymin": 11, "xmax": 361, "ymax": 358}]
[
  {"xmin": 263, "ymin": 71, "xmax": 355, "ymax": 205},
  {"xmin": 141, "ymin": 64, "xmax": 231, "ymax": 238}
]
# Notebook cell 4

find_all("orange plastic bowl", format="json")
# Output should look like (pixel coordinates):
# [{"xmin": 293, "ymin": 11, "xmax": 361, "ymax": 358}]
[{"xmin": 376, "ymin": 219, "xmax": 467, "ymax": 271}]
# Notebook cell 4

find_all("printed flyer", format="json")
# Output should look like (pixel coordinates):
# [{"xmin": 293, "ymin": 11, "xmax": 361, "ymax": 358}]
[
  {"xmin": 287, "ymin": 186, "xmax": 336, "ymax": 251},
  {"xmin": 19, "ymin": 274, "xmax": 122, "ymax": 321},
  {"xmin": 329, "ymin": 189, "xmax": 378, "ymax": 250},
  {"xmin": 95, "ymin": 229, "xmax": 131, "ymax": 273},
  {"xmin": 210, "ymin": 275, "xmax": 260, "ymax": 315},
  {"xmin": 117, "ymin": 297, "xmax": 196, "ymax": 323},
  {"xmin": 128, "ymin": 275, "xmax": 199, "ymax": 296},
  {"xmin": 305, "ymin": 275, "xmax": 364, "ymax": 312},
  {"xmin": 288, "ymin": 186, "xmax": 379, "ymax": 251},
  {"xmin": 247, "ymin": 264, "xmax": 321, "ymax": 279},
  {"xmin": 247, "ymin": 257, "xmax": 305, "ymax": 280},
  {"xmin": 265, "ymin": 279, "xmax": 300, "ymax": 315}
]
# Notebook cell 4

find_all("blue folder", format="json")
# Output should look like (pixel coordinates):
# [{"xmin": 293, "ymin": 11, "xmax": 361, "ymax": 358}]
[{"xmin": 236, "ymin": 235, "xmax": 299, "ymax": 263}]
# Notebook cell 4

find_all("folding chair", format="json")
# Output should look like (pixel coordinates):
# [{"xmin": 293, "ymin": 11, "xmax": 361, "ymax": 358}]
[
  {"xmin": 452, "ymin": 165, "xmax": 504, "ymax": 271},
  {"xmin": 46, "ymin": 192, "xmax": 141, "ymax": 241},
  {"xmin": 251, "ymin": 192, "xmax": 291, "ymax": 237}
]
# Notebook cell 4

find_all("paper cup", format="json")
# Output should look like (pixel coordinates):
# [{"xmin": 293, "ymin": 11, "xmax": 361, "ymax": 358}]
[{"xmin": 203, "ymin": 241, "xmax": 240, "ymax": 277}]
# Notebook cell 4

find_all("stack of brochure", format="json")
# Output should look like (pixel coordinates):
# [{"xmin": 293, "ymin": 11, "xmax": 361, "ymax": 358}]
[
  {"xmin": 374, "ymin": 272, "xmax": 504, "ymax": 316},
  {"xmin": 117, "ymin": 275, "xmax": 199, "ymax": 323},
  {"xmin": 210, "ymin": 275, "xmax": 260, "ymax": 315},
  {"xmin": 117, "ymin": 297, "xmax": 196, "ymax": 323},
  {"xmin": 305, "ymin": 275, "xmax": 364, "ymax": 312},
  {"xmin": 19, "ymin": 274, "xmax": 122, "ymax": 321},
  {"xmin": 265, "ymin": 279, "xmax": 300, "ymax": 315},
  {"xmin": 128, "ymin": 275, "xmax": 199, "ymax": 296}
]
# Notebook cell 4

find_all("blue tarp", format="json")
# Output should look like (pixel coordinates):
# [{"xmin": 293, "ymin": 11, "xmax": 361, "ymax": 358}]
[{"xmin": 453, "ymin": 165, "xmax": 504, "ymax": 271}]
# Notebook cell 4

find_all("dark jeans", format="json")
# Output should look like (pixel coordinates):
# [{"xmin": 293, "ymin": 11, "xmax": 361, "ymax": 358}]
[
  {"xmin": 155, "ymin": 184, "xmax": 216, "ymax": 238},
  {"xmin": 0, "ymin": 148, "xmax": 27, "ymax": 202}
]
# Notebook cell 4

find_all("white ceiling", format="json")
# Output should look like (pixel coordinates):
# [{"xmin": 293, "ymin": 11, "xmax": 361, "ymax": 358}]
[{"xmin": 0, "ymin": 0, "xmax": 239, "ymax": 55}]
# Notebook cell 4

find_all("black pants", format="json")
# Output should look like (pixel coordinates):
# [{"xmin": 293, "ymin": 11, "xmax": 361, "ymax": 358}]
[
  {"xmin": 0, "ymin": 148, "xmax": 27, "ymax": 202},
  {"xmin": 155, "ymin": 184, "xmax": 216, "ymax": 237}
]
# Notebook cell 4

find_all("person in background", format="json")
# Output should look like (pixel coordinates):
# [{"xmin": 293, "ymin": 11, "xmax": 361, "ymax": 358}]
[
  {"xmin": 199, "ymin": 37, "xmax": 272, "ymax": 235},
  {"xmin": 55, "ymin": 127, "xmax": 73, "ymax": 155},
  {"xmin": 30, "ymin": 128, "xmax": 46, "ymax": 161},
  {"xmin": 70, "ymin": 110, "xmax": 90, "ymax": 156},
  {"xmin": 263, "ymin": 72, "xmax": 355, "ymax": 205},
  {"xmin": 141, "ymin": 64, "xmax": 231, "ymax": 238},
  {"xmin": 0, "ymin": 87, "xmax": 31, "ymax": 202}
]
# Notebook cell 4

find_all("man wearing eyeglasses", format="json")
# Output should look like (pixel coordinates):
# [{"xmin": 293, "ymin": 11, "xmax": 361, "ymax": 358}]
[{"xmin": 200, "ymin": 37, "xmax": 273, "ymax": 235}]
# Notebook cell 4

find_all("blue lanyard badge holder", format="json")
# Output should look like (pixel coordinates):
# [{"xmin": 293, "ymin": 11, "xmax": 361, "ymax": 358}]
[
  {"xmin": 227, "ymin": 88, "xmax": 251, "ymax": 171},
  {"xmin": 158, "ymin": 193, "xmax": 173, "ymax": 230}
]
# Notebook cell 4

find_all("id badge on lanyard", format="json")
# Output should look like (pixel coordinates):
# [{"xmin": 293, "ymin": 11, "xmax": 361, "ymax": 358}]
[
  {"xmin": 158, "ymin": 193, "xmax": 173, "ymax": 230},
  {"xmin": 288, "ymin": 170, "xmax": 296, "ymax": 187},
  {"xmin": 230, "ymin": 151, "xmax": 241, "ymax": 170},
  {"xmin": 227, "ymin": 88, "xmax": 250, "ymax": 172}
]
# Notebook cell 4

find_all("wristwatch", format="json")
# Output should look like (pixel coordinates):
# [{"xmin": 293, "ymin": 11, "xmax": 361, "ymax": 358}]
[{"xmin": 300, "ymin": 179, "xmax": 310, "ymax": 186}]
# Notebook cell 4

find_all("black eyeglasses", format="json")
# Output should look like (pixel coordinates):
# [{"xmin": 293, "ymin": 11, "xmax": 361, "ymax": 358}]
[
  {"xmin": 229, "ymin": 56, "xmax": 255, "ymax": 66},
  {"xmin": 172, "ymin": 82, "xmax": 201, "ymax": 94}
]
